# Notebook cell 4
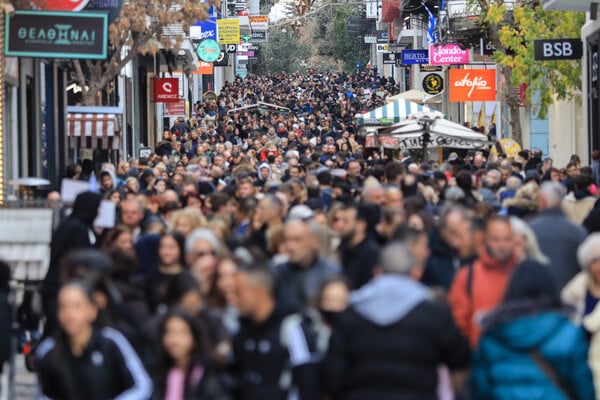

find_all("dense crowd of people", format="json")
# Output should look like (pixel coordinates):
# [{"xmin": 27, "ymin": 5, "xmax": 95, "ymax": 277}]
[{"xmin": 11, "ymin": 71, "xmax": 600, "ymax": 399}]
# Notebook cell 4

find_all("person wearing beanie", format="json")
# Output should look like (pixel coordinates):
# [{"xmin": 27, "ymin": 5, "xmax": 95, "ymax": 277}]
[
  {"xmin": 472, "ymin": 260, "xmax": 595, "ymax": 400},
  {"xmin": 562, "ymin": 233, "xmax": 600, "ymax": 398}
]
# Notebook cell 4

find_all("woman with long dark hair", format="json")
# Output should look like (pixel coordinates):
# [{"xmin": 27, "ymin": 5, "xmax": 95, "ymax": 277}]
[
  {"xmin": 36, "ymin": 280, "xmax": 152, "ymax": 399},
  {"xmin": 145, "ymin": 231, "xmax": 188, "ymax": 313},
  {"xmin": 156, "ymin": 310, "xmax": 230, "ymax": 400}
]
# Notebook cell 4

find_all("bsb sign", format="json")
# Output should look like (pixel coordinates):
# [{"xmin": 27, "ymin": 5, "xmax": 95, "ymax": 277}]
[
  {"xmin": 534, "ymin": 39, "xmax": 583, "ymax": 60},
  {"xmin": 153, "ymin": 78, "xmax": 179, "ymax": 103},
  {"xmin": 5, "ymin": 10, "xmax": 108, "ymax": 59},
  {"xmin": 449, "ymin": 69, "xmax": 496, "ymax": 102}
]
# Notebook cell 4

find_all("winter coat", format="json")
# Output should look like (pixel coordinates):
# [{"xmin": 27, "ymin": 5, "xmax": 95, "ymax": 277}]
[
  {"xmin": 322, "ymin": 275, "xmax": 470, "ymax": 400},
  {"xmin": 42, "ymin": 192, "xmax": 101, "ymax": 333},
  {"xmin": 421, "ymin": 229, "xmax": 460, "ymax": 291},
  {"xmin": 472, "ymin": 304, "xmax": 595, "ymax": 400},
  {"xmin": 562, "ymin": 272, "xmax": 600, "ymax": 398},
  {"xmin": 274, "ymin": 256, "xmax": 340, "ymax": 311},
  {"xmin": 231, "ymin": 305, "xmax": 319, "ymax": 400},
  {"xmin": 529, "ymin": 208, "xmax": 587, "ymax": 289},
  {"xmin": 448, "ymin": 248, "xmax": 519, "ymax": 347},
  {"xmin": 338, "ymin": 236, "xmax": 380, "ymax": 290},
  {"xmin": 562, "ymin": 191, "xmax": 597, "ymax": 225}
]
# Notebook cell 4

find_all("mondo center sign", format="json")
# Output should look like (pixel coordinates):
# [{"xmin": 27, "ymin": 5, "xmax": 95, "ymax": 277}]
[
  {"xmin": 5, "ymin": 10, "xmax": 108, "ymax": 59},
  {"xmin": 449, "ymin": 69, "xmax": 496, "ymax": 102},
  {"xmin": 429, "ymin": 44, "xmax": 469, "ymax": 65}
]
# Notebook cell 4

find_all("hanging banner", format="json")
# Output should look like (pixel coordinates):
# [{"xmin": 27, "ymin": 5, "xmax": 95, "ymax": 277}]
[
  {"xmin": 217, "ymin": 18, "xmax": 240, "ymax": 44},
  {"xmin": 449, "ymin": 69, "xmax": 496, "ymax": 102},
  {"xmin": 153, "ymin": 78, "xmax": 179, "ymax": 102}
]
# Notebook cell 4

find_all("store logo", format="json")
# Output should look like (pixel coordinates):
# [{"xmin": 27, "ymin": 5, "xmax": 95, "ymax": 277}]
[
  {"xmin": 154, "ymin": 78, "xmax": 179, "ymax": 103},
  {"xmin": 449, "ymin": 69, "xmax": 496, "ymax": 102},
  {"xmin": 453, "ymin": 73, "xmax": 489, "ymax": 99},
  {"xmin": 430, "ymin": 44, "xmax": 469, "ymax": 65}
]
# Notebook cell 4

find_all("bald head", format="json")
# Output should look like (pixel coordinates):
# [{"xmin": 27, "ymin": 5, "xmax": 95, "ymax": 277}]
[{"xmin": 384, "ymin": 187, "xmax": 403, "ymax": 208}]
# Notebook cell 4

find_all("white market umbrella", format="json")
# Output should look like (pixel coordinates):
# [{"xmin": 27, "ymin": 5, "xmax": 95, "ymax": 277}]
[
  {"xmin": 385, "ymin": 89, "xmax": 441, "ymax": 104},
  {"xmin": 390, "ymin": 113, "xmax": 492, "ymax": 156}
]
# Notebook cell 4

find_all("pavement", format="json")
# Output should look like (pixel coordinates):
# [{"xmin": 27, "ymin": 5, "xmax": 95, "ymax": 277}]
[{"xmin": 2, "ymin": 355, "xmax": 37, "ymax": 400}]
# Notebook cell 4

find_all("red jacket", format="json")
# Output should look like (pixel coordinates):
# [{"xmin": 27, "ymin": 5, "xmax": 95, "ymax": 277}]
[{"xmin": 448, "ymin": 248, "xmax": 519, "ymax": 348}]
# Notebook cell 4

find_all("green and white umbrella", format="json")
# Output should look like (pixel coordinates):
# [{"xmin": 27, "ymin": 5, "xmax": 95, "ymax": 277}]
[{"xmin": 355, "ymin": 99, "xmax": 439, "ymax": 126}]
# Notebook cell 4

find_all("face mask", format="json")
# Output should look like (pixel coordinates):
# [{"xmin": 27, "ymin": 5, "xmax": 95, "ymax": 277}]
[{"xmin": 319, "ymin": 309, "xmax": 341, "ymax": 326}]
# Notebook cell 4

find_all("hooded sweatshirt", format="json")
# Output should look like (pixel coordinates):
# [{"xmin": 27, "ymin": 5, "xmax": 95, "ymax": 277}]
[
  {"xmin": 322, "ymin": 274, "xmax": 470, "ymax": 400},
  {"xmin": 43, "ymin": 192, "xmax": 102, "ymax": 312}
]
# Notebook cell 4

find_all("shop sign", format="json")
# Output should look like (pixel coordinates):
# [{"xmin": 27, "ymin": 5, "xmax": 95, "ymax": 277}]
[
  {"xmin": 190, "ymin": 18, "xmax": 217, "ymax": 41},
  {"xmin": 5, "ymin": 10, "xmax": 108, "ymax": 59},
  {"xmin": 429, "ymin": 44, "xmax": 469, "ymax": 65},
  {"xmin": 217, "ymin": 18, "xmax": 240, "ymax": 44},
  {"xmin": 401, "ymin": 49, "xmax": 429, "ymax": 64},
  {"xmin": 153, "ymin": 78, "xmax": 179, "ymax": 102},
  {"xmin": 85, "ymin": 0, "xmax": 123, "ymax": 24},
  {"xmin": 449, "ymin": 69, "xmax": 496, "ymax": 102},
  {"xmin": 422, "ymin": 73, "xmax": 444, "ymax": 95},
  {"xmin": 164, "ymin": 101, "xmax": 186, "ymax": 117},
  {"xmin": 534, "ymin": 39, "xmax": 583, "ymax": 60},
  {"xmin": 196, "ymin": 39, "xmax": 220, "ymax": 62},
  {"xmin": 31, "ymin": 0, "xmax": 89, "ymax": 11}
]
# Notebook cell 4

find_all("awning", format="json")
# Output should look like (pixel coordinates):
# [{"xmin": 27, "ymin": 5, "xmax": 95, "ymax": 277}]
[
  {"xmin": 355, "ymin": 98, "xmax": 440, "ymax": 126},
  {"xmin": 67, "ymin": 113, "xmax": 121, "ymax": 150},
  {"xmin": 382, "ymin": 0, "xmax": 401, "ymax": 23}
]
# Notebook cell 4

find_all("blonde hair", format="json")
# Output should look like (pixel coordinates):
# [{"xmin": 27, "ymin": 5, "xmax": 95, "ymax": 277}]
[
  {"xmin": 510, "ymin": 216, "xmax": 549, "ymax": 264},
  {"xmin": 170, "ymin": 207, "xmax": 207, "ymax": 232}
]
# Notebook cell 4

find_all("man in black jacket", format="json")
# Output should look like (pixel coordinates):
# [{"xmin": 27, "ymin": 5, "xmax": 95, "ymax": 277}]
[
  {"xmin": 322, "ymin": 241, "xmax": 470, "ymax": 400},
  {"xmin": 333, "ymin": 203, "xmax": 380, "ymax": 289},
  {"xmin": 232, "ymin": 263, "xmax": 319, "ymax": 400},
  {"xmin": 42, "ymin": 191, "xmax": 101, "ymax": 336}
]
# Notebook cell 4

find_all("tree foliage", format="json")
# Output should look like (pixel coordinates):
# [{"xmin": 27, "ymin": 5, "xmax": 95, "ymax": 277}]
[
  {"xmin": 473, "ymin": 0, "xmax": 584, "ymax": 143},
  {"xmin": 485, "ymin": 2, "xmax": 584, "ymax": 118},
  {"xmin": 331, "ymin": 6, "xmax": 369, "ymax": 72},
  {"xmin": 255, "ymin": 26, "xmax": 310, "ymax": 73}
]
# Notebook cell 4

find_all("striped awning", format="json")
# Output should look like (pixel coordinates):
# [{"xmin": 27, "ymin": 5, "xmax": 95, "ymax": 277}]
[
  {"xmin": 67, "ymin": 113, "xmax": 121, "ymax": 150},
  {"xmin": 355, "ymin": 99, "xmax": 437, "ymax": 126}
]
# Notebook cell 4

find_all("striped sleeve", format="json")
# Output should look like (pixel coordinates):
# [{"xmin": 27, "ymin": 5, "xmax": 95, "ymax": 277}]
[
  {"xmin": 101, "ymin": 328, "xmax": 153, "ymax": 400},
  {"xmin": 287, "ymin": 322, "xmax": 312, "ymax": 367}
]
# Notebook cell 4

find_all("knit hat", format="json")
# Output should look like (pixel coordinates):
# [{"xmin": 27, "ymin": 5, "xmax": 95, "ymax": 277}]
[
  {"xmin": 504, "ymin": 259, "xmax": 560, "ymax": 305},
  {"xmin": 577, "ymin": 233, "xmax": 600, "ymax": 269}
]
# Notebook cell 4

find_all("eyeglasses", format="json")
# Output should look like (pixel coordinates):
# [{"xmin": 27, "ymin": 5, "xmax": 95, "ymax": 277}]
[{"xmin": 196, "ymin": 250, "xmax": 216, "ymax": 258}]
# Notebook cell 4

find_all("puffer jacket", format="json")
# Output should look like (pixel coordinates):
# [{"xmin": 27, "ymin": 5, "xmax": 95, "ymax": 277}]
[{"xmin": 472, "ymin": 304, "xmax": 595, "ymax": 400}]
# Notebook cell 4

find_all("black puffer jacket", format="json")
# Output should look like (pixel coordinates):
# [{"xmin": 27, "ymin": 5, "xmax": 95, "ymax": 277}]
[{"xmin": 322, "ymin": 275, "xmax": 470, "ymax": 400}]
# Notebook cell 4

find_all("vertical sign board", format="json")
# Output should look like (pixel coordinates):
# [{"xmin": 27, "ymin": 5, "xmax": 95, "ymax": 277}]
[
  {"xmin": 449, "ymin": 69, "xmax": 496, "ymax": 102},
  {"xmin": 533, "ymin": 39, "xmax": 583, "ymax": 60},
  {"xmin": 217, "ymin": 19, "xmax": 241, "ymax": 44},
  {"xmin": 153, "ymin": 78, "xmax": 180, "ymax": 102},
  {"xmin": 5, "ymin": 10, "xmax": 108, "ymax": 59}
]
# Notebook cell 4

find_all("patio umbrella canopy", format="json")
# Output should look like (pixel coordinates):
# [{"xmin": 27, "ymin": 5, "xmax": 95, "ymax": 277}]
[
  {"xmin": 385, "ymin": 90, "xmax": 442, "ymax": 104},
  {"xmin": 355, "ymin": 99, "xmax": 440, "ymax": 126},
  {"xmin": 365, "ymin": 112, "xmax": 492, "ymax": 151}
]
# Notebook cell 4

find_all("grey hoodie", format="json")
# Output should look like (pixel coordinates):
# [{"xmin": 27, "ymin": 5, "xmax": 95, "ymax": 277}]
[{"xmin": 350, "ymin": 274, "xmax": 428, "ymax": 327}]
